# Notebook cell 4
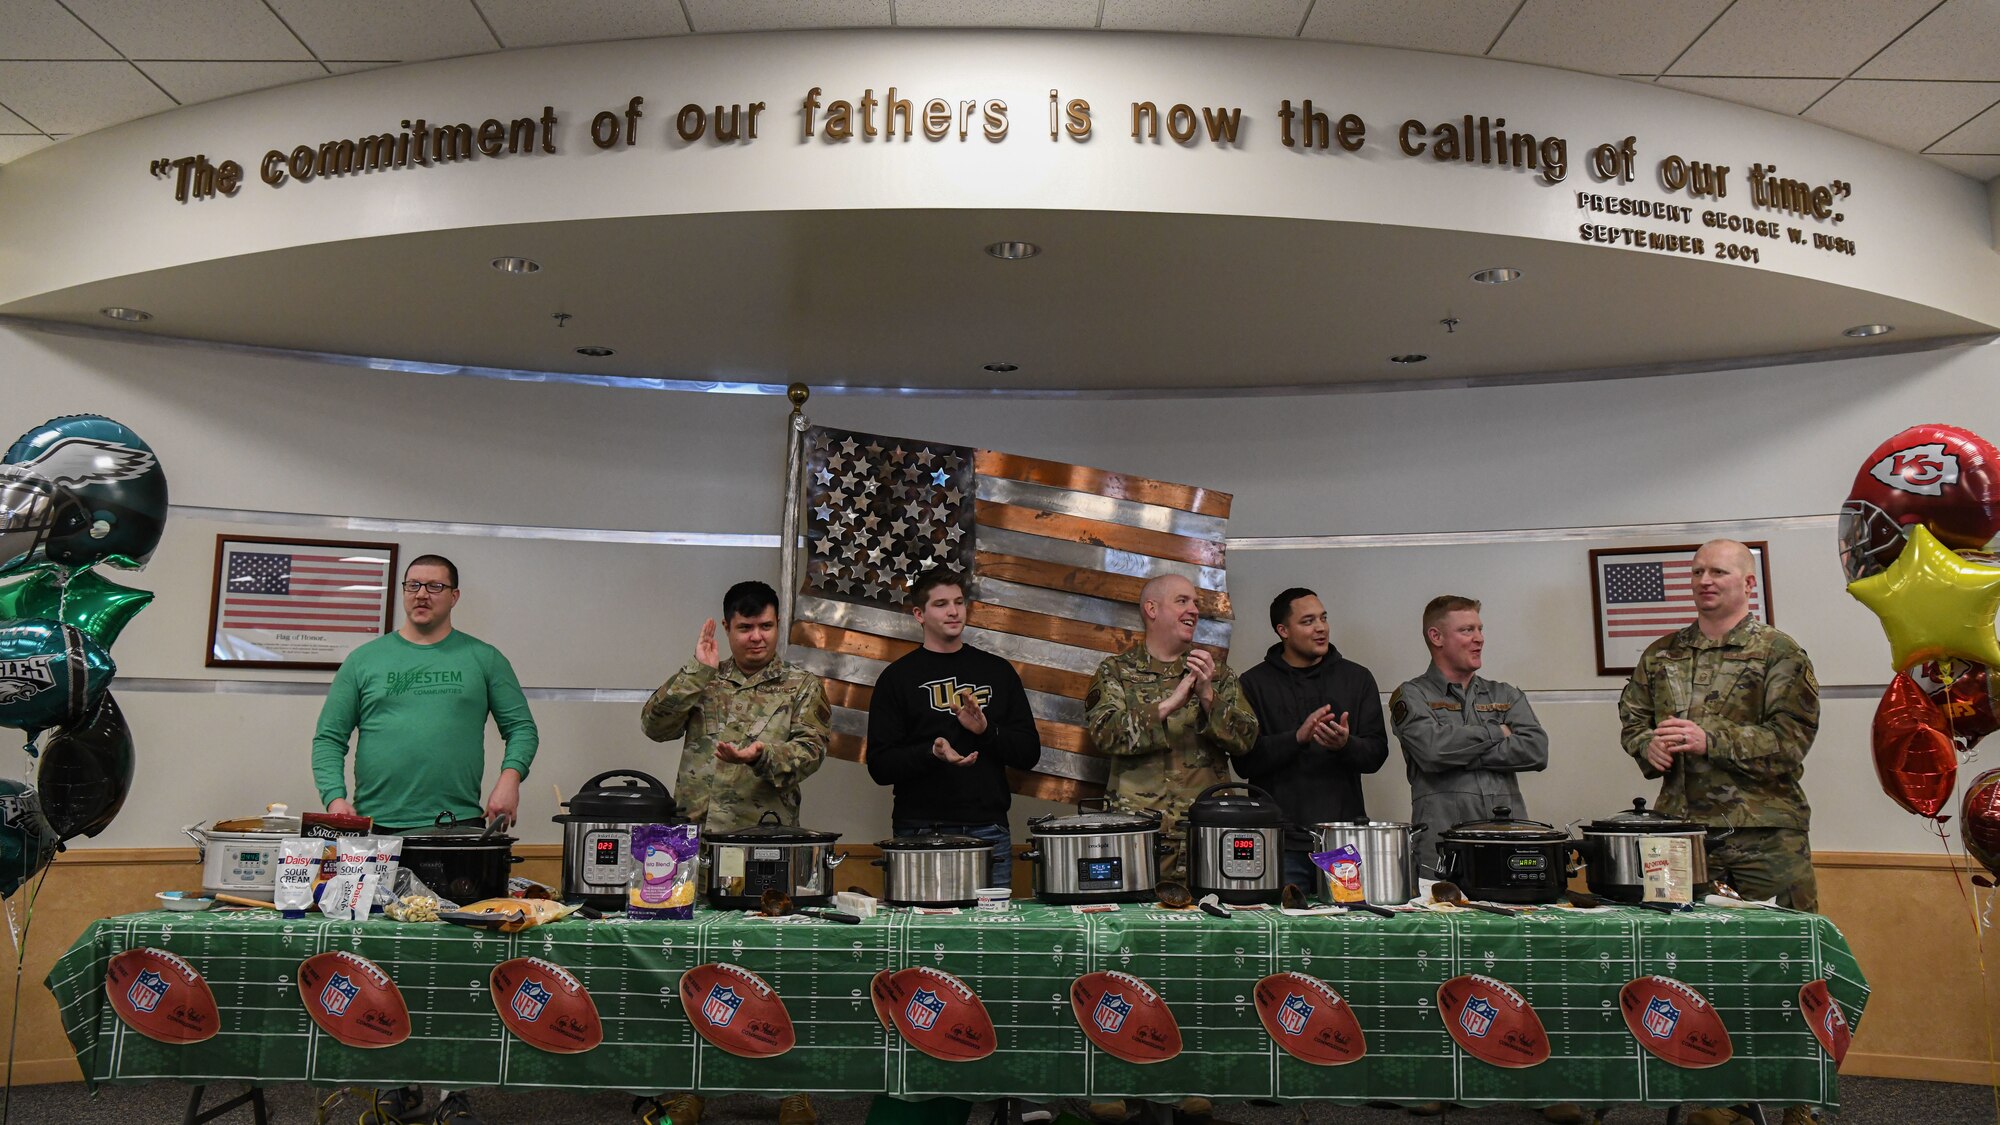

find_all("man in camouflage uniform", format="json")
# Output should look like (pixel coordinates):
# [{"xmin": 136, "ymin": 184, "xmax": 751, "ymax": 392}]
[
  {"xmin": 639, "ymin": 579, "xmax": 829, "ymax": 1125},
  {"xmin": 642, "ymin": 580, "xmax": 831, "ymax": 833},
  {"xmin": 1085, "ymin": 573, "xmax": 1258, "ymax": 885},
  {"xmin": 1620, "ymin": 541, "xmax": 1820, "ymax": 1125}
]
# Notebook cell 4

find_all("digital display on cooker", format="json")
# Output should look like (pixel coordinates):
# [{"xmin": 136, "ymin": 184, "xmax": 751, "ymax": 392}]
[
  {"xmin": 1231, "ymin": 838, "xmax": 1258, "ymax": 860},
  {"xmin": 594, "ymin": 838, "xmax": 621, "ymax": 865},
  {"xmin": 1077, "ymin": 857, "xmax": 1123, "ymax": 889}
]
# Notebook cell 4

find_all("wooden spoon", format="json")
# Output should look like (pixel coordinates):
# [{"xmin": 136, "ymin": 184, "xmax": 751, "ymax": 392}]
[{"xmin": 1430, "ymin": 881, "xmax": 1519, "ymax": 916}]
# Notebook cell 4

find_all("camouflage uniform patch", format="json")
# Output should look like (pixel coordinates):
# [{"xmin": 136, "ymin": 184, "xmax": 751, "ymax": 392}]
[
  {"xmin": 1084, "ymin": 644, "xmax": 1259, "ymax": 882},
  {"xmin": 641, "ymin": 656, "xmax": 831, "ymax": 832}
]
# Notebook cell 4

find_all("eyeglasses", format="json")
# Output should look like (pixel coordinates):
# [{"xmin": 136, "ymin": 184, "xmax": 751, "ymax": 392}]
[{"xmin": 401, "ymin": 581, "xmax": 455, "ymax": 594}]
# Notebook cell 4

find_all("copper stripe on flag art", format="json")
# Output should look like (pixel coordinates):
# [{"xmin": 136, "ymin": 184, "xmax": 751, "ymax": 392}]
[{"xmin": 789, "ymin": 426, "xmax": 1234, "ymax": 804}]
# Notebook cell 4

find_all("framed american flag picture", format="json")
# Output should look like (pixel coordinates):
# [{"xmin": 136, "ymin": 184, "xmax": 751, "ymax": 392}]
[
  {"xmin": 205, "ymin": 535, "xmax": 397, "ymax": 670},
  {"xmin": 1589, "ymin": 542, "xmax": 1772, "ymax": 677}
]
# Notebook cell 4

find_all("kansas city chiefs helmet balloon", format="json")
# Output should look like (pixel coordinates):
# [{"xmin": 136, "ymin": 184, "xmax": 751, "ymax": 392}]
[
  {"xmin": 0, "ymin": 415, "xmax": 169, "ymax": 574},
  {"xmin": 1839, "ymin": 424, "xmax": 2000, "ymax": 581}
]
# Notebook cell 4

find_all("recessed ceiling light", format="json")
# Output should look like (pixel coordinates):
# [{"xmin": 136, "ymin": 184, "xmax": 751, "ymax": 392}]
[
  {"xmin": 99, "ymin": 307, "xmax": 151, "ymax": 322},
  {"xmin": 1843, "ymin": 323, "xmax": 1893, "ymax": 338},
  {"xmin": 491, "ymin": 256, "xmax": 541, "ymax": 274},
  {"xmin": 983, "ymin": 362, "xmax": 1019, "ymax": 373},
  {"xmin": 985, "ymin": 241, "xmax": 1040, "ymax": 260},
  {"xmin": 1471, "ymin": 267, "xmax": 1522, "ymax": 284},
  {"xmin": 575, "ymin": 345, "xmax": 615, "ymax": 357},
  {"xmin": 1389, "ymin": 354, "xmax": 1427, "ymax": 364}
]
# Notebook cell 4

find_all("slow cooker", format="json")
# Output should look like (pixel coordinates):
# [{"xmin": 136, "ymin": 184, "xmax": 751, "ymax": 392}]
[
  {"xmin": 552, "ymin": 769, "xmax": 683, "ymax": 909},
  {"xmin": 1574, "ymin": 797, "xmax": 1710, "ymax": 903},
  {"xmin": 1186, "ymin": 783, "xmax": 1284, "ymax": 906},
  {"xmin": 700, "ymin": 812, "xmax": 844, "ymax": 910},
  {"xmin": 1432, "ymin": 806, "xmax": 1575, "ymax": 905},
  {"xmin": 184, "ymin": 813, "xmax": 298, "ymax": 898},
  {"xmin": 400, "ymin": 812, "xmax": 520, "ymax": 905},
  {"xmin": 873, "ymin": 834, "xmax": 990, "ymax": 908},
  {"xmin": 1024, "ymin": 804, "xmax": 1166, "ymax": 904},
  {"xmin": 1310, "ymin": 820, "xmax": 1426, "ymax": 907}
]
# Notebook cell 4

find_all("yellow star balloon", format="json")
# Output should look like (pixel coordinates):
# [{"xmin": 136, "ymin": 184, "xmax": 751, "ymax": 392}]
[{"xmin": 1847, "ymin": 524, "xmax": 2000, "ymax": 672}]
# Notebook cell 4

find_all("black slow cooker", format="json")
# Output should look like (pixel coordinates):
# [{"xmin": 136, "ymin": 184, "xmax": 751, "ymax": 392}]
[
  {"xmin": 700, "ymin": 813, "xmax": 844, "ymax": 910},
  {"xmin": 1433, "ymin": 806, "xmax": 1574, "ymax": 905},
  {"xmin": 399, "ymin": 812, "xmax": 520, "ymax": 905}
]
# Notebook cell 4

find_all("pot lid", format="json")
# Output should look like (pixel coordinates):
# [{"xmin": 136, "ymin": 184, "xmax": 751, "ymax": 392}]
[
  {"xmin": 1028, "ymin": 807, "xmax": 1161, "ymax": 835},
  {"xmin": 400, "ymin": 811, "xmax": 517, "ymax": 846},
  {"xmin": 705, "ymin": 811, "xmax": 839, "ymax": 845},
  {"xmin": 1440, "ymin": 806, "xmax": 1568, "ymax": 843},
  {"xmin": 555, "ymin": 769, "xmax": 682, "ymax": 822},
  {"xmin": 1581, "ymin": 797, "xmax": 1703, "ymax": 833},
  {"xmin": 876, "ymin": 833, "xmax": 988, "ymax": 852},
  {"xmin": 1186, "ymin": 783, "xmax": 1284, "ymax": 829},
  {"xmin": 208, "ymin": 816, "xmax": 298, "ymax": 835}
]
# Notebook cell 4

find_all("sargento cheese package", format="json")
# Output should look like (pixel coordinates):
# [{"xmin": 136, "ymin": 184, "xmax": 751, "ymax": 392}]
[{"xmin": 627, "ymin": 823, "xmax": 700, "ymax": 920}]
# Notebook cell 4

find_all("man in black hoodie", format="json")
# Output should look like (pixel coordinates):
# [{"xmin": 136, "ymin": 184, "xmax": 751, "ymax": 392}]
[
  {"xmin": 1235, "ymin": 587, "xmax": 1390, "ymax": 890},
  {"xmin": 866, "ymin": 566, "xmax": 1042, "ymax": 886}
]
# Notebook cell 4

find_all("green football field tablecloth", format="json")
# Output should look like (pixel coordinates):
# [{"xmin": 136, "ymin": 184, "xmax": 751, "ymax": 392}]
[{"xmin": 47, "ymin": 903, "xmax": 1869, "ymax": 1108}]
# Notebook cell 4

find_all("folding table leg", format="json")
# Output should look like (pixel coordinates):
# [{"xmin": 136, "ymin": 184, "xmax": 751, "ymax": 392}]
[{"xmin": 182, "ymin": 1084, "xmax": 269, "ymax": 1125}]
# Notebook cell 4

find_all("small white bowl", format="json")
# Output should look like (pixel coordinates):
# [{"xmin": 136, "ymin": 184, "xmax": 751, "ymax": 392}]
[
  {"xmin": 156, "ymin": 890, "xmax": 215, "ymax": 912},
  {"xmin": 974, "ymin": 886, "xmax": 1012, "ymax": 912}
]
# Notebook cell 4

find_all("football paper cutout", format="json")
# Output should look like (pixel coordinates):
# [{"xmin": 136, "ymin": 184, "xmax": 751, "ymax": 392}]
[
  {"xmin": 1619, "ymin": 976, "xmax": 1733, "ymax": 1068},
  {"xmin": 297, "ymin": 950, "xmax": 410, "ymax": 1049},
  {"xmin": 680, "ymin": 962, "xmax": 796, "ymax": 1057},
  {"xmin": 105, "ymin": 947, "xmax": 219, "ymax": 1044},
  {"xmin": 492, "ymin": 957, "xmax": 603, "ymax": 1054},
  {"xmin": 1070, "ymin": 970, "xmax": 1182, "ymax": 1064},
  {"xmin": 1436, "ymin": 974, "xmax": 1549, "ymax": 1068},
  {"xmin": 1798, "ymin": 979, "xmax": 1853, "ymax": 1064},
  {"xmin": 876, "ymin": 966, "xmax": 997, "ymax": 1062},
  {"xmin": 869, "ymin": 969, "xmax": 897, "ymax": 1032},
  {"xmin": 1254, "ymin": 972, "xmax": 1367, "ymax": 1065}
]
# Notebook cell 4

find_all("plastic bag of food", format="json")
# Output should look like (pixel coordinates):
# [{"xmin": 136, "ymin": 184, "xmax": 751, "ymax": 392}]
[
  {"xmin": 319, "ymin": 837, "xmax": 373, "ymax": 922},
  {"xmin": 627, "ymin": 823, "xmax": 699, "ymax": 920},
  {"xmin": 1312, "ymin": 845, "xmax": 1366, "ymax": 904}
]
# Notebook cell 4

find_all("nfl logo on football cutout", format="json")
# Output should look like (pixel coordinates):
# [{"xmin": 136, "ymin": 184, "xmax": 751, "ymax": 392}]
[
  {"xmin": 905, "ymin": 988, "xmax": 945, "ymax": 1032},
  {"xmin": 1645, "ymin": 996, "xmax": 1681, "ymax": 1039},
  {"xmin": 127, "ymin": 969, "xmax": 167, "ymax": 1014},
  {"xmin": 1460, "ymin": 996, "xmax": 1497, "ymax": 1038},
  {"xmin": 703, "ymin": 984, "xmax": 744, "ymax": 1027},
  {"xmin": 511, "ymin": 979, "xmax": 552, "ymax": 1022},
  {"xmin": 1094, "ymin": 992, "xmax": 1132, "ymax": 1034},
  {"xmin": 1278, "ymin": 993, "xmax": 1313, "ymax": 1036},
  {"xmin": 320, "ymin": 972, "xmax": 360, "ymax": 1017}
]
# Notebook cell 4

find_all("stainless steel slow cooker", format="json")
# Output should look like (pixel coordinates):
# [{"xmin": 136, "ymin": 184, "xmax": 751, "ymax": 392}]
[
  {"xmin": 700, "ymin": 812, "xmax": 844, "ymax": 910},
  {"xmin": 184, "ymin": 814, "xmax": 298, "ymax": 898},
  {"xmin": 1311, "ymin": 820, "xmax": 1426, "ymax": 907},
  {"xmin": 551, "ymin": 769, "xmax": 683, "ymax": 909},
  {"xmin": 873, "ymin": 834, "xmax": 989, "ymax": 907},
  {"xmin": 1186, "ymin": 783, "xmax": 1284, "ymax": 906},
  {"xmin": 1432, "ymin": 806, "xmax": 1575, "ymax": 905},
  {"xmin": 1024, "ymin": 804, "xmax": 1166, "ymax": 904},
  {"xmin": 1574, "ymin": 797, "xmax": 1710, "ymax": 903},
  {"xmin": 400, "ymin": 812, "xmax": 520, "ymax": 905}
]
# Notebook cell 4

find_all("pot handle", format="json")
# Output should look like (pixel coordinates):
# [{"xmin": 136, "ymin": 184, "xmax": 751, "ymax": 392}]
[
  {"xmin": 1433, "ymin": 847, "xmax": 1458, "ymax": 882},
  {"xmin": 825, "ymin": 852, "xmax": 847, "ymax": 869},
  {"xmin": 869, "ymin": 857, "xmax": 886, "ymax": 867},
  {"xmin": 1410, "ymin": 822, "xmax": 1429, "ymax": 836},
  {"xmin": 1022, "ymin": 849, "xmax": 1042, "ymax": 864},
  {"xmin": 1155, "ymin": 838, "xmax": 1174, "ymax": 857},
  {"xmin": 182, "ymin": 823, "xmax": 208, "ymax": 859},
  {"xmin": 575, "ymin": 769, "xmax": 670, "ymax": 797}
]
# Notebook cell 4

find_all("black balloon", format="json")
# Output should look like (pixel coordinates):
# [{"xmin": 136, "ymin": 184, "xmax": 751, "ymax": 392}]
[{"xmin": 37, "ymin": 691, "xmax": 134, "ymax": 842}]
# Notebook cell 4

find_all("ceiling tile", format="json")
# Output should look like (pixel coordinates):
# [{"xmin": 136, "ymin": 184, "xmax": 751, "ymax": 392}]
[
  {"xmin": 0, "ymin": 102, "xmax": 35, "ymax": 132},
  {"xmin": 479, "ymin": 0, "xmax": 690, "ymax": 48},
  {"xmin": 895, "ymin": 0, "xmax": 1099, "ymax": 28},
  {"xmin": 324, "ymin": 60, "xmax": 395, "ymax": 74},
  {"xmin": 1930, "ymin": 98, "xmax": 2000, "ymax": 154},
  {"xmin": 1857, "ymin": 0, "xmax": 2000, "ymax": 81},
  {"xmin": 1804, "ymin": 79, "xmax": 2000, "ymax": 152},
  {"xmin": 1924, "ymin": 153, "xmax": 2000, "ymax": 181},
  {"xmin": 1, "ymin": 0, "xmax": 118, "ymax": 60},
  {"xmin": 0, "ymin": 61, "xmax": 175, "ymax": 134},
  {"xmin": 683, "ymin": 0, "xmax": 891, "ymax": 33},
  {"xmin": 64, "ymin": 0, "xmax": 312, "ymax": 61},
  {"xmin": 1102, "ymin": 0, "xmax": 1311, "ymax": 37},
  {"xmin": 1300, "ymin": 0, "xmax": 1521, "ymax": 55},
  {"xmin": 265, "ymin": 0, "xmax": 499, "ymax": 61},
  {"xmin": 1667, "ymin": 0, "xmax": 1939, "ymax": 78},
  {"xmin": 0, "ymin": 135, "xmax": 56, "ymax": 162},
  {"xmin": 1656, "ymin": 75, "xmax": 1841, "ymax": 116},
  {"xmin": 1491, "ymin": 0, "xmax": 1730, "ymax": 76},
  {"xmin": 137, "ymin": 61, "xmax": 328, "ymax": 106}
]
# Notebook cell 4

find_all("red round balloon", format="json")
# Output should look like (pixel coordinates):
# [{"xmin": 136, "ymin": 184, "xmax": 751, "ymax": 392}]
[
  {"xmin": 1912, "ymin": 660, "xmax": 2000, "ymax": 751},
  {"xmin": 1839, "ymin": 424, "xmax": 2000, "ymax": 581},
  {"xmin": 1871, "ymin": 673, "xmax": 1957, "ymax": 820},
  {"xmin": 1965, "ymin": 769, "xmax": 2000, "ymax": 880}
]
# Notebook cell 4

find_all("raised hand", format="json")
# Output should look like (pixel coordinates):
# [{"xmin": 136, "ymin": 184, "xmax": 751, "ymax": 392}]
[
  {"xmin": 953, "ymin": 687, "xmax": 988, "ymax": 736},
  {"xmin": 696, "ymin": 617, "xmax": 720, "ymax": 669}
]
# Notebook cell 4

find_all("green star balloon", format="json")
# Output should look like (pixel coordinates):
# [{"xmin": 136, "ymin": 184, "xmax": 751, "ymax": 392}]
[{"xmin": 0, "ymin": 564, "xmax": 155, "ymax": 649}]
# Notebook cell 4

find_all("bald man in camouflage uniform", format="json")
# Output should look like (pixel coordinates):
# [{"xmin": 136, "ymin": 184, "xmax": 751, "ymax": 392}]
[
  {"xmin": 642, "ymin": 579, "xmax": 831, "ymax": 833},
  {"xmin": 1619, "ymin": 540, "xmax": 1821, "ymax": 915},
  {"xmin": 1085, "ymin": 574, "xmax": 1259, "ymax": 884}
]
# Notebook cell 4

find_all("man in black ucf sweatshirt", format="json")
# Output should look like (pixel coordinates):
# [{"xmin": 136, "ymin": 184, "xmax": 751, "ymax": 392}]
[
  {"xmin": 1236, "ymin": 586, "xmax": 1390, "ymax": 890},
  {"xmin": 866, "ymin": 566, "xmax": 1041, "ymax": 886}
]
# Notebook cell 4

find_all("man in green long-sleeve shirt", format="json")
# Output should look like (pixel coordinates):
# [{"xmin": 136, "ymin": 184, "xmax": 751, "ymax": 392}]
[{"xmin": 311, "ymin": 554, "xmax": 539, "ymax": 834}]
